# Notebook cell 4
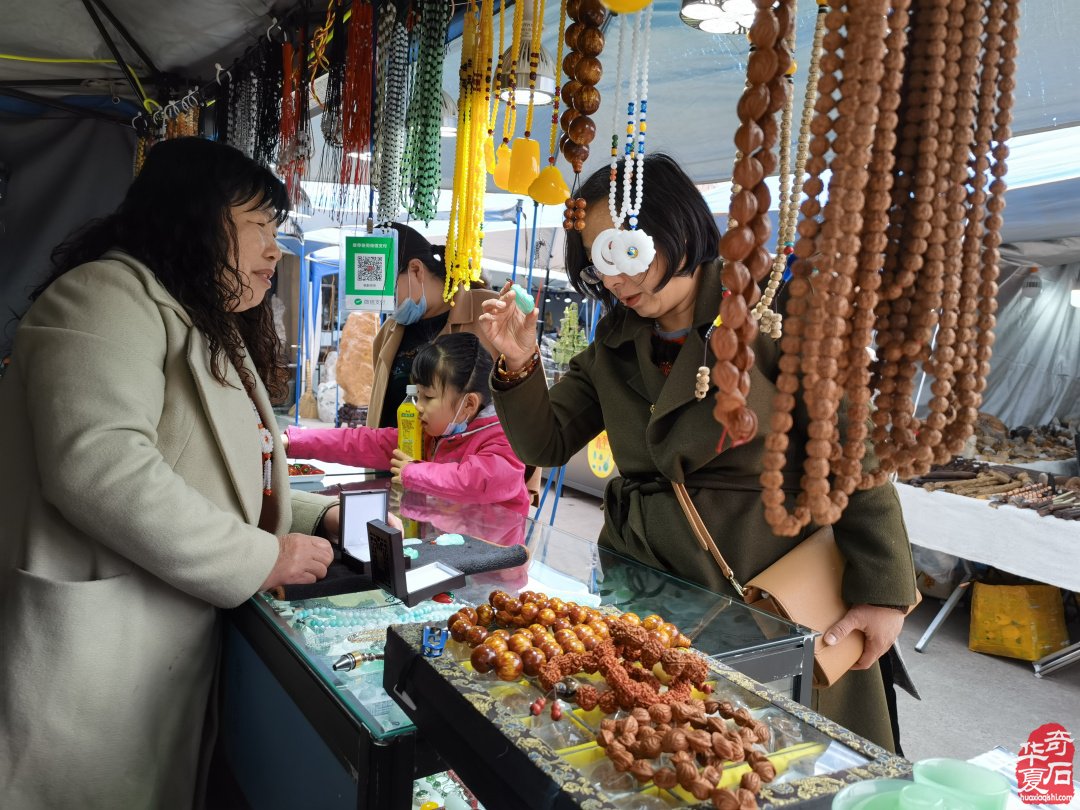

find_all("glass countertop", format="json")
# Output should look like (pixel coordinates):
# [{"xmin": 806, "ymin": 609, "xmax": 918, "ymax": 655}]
[{"xmin": 249, "ymin": 479, "xmax": 813, "ymax": 742}]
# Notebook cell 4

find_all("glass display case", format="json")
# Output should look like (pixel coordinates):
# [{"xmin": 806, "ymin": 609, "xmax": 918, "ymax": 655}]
[
  {"xmin": 221, "ymin": 485, "xmax": 841, "ymax": 810},
  {"xmin": 384, "ymin": 623, "xmax": 909, "ymax": 809}
]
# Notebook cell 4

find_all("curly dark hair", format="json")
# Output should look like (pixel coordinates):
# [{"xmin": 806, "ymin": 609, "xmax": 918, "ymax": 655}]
[{"xmin": 36, "ymin": 137, "xmax": 290, "ymax": 400}]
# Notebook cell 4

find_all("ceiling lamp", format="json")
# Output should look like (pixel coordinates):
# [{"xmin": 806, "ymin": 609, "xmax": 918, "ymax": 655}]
[
  {"xmin": 440, "ymin": 90, "xmax": 458, "ymax": 138},
  {"xmin": 498, "ymin": 0, "xmax": 557, "ymax": 106},
  {"xmin": 681, "ymin": 0, "xmax": 756, "ymax": 33}
]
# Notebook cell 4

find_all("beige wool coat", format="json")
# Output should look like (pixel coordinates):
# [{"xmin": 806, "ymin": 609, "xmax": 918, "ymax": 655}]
[{"xmin": 0, "ymin": 252, "xmax": 332, "ymax": 809}]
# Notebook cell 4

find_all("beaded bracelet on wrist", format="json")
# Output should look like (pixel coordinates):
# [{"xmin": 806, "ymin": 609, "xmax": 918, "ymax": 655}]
[{"xmin": 495, "ymin": 350, "xmax": 541, "ymax": 384}]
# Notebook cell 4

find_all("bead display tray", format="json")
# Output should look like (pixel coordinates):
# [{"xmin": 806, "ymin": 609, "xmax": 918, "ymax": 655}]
[
  {"xmin": 384, "ymin": 625, "xmax": 911, "ymax": 809},
  {"xmin": 262, "ymin": 592, "xmax": 464, "ymax": 736}
]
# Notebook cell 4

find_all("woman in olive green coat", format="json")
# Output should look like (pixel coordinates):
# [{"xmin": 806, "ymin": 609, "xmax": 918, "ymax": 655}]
[{"xmin": 481, "ymin": 154, "xmax": 918, "ymax": 752}]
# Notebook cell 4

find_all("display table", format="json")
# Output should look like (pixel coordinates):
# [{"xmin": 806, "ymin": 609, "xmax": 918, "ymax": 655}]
[
  {"xmin": 385, "ymin": 624, "xmax": 908, "ymax": 810},
  {"xmin": 896, "ymin": 483, "xmax": 1079, "ymax": 674},
  {"xmin": 895, "ymin": 483, "xmax": 1079, "ymax": 593},
  {"xmin": 221, "ymin": 488, "xmax": 828, "ymax": 809}
]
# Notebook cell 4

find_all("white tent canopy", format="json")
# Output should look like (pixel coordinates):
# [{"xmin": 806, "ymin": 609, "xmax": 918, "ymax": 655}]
[{"xmin": 3, "ymin": 0, "xmax": 1078, "ymax": 424}]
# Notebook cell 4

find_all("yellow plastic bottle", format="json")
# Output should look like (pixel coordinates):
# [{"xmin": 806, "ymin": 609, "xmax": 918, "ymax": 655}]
[{"xmin": 396, "ymin": 384, "xmax": 425, "ymax": 461}]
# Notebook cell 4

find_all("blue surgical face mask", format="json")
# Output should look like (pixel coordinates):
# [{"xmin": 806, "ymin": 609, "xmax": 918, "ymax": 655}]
[
  {"xmin": 392, "ymin": 272, "xmax": 427, "ymax": 325},
  {"xmin": 442, "ymin": 397, "xmax": 470, "ymax": 437}
]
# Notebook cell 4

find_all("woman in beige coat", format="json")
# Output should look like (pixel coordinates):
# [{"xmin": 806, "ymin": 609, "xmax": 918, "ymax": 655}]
[{"xmin": 0, "ymin": 138, "xmax": 335, "ymax": 808}]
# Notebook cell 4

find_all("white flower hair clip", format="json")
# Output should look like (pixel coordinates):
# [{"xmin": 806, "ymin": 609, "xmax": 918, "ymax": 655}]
[{"xmin": 590, "ymin": 228, "xmax": 656, "ymax": 277}]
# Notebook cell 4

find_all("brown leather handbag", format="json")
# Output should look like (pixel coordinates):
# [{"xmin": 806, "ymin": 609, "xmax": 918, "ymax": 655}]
[{"xmin": 673, "ymin": 483, "xmax": 864, "ymax": 688}]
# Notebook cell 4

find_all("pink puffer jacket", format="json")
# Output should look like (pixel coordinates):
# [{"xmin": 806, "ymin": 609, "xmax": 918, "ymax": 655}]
[{"xmin": 285, "ymin": 411, "xmax": 531, "ymax": 516}]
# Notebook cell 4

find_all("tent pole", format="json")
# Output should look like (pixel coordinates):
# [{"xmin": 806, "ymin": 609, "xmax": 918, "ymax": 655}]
[
  {"xmin": 510, "ymin": 199, "xmax": 523, "ymax": 283},
  {"xmin": 525, "ymin": 201, "xmax": 539, "ymax": 291}
]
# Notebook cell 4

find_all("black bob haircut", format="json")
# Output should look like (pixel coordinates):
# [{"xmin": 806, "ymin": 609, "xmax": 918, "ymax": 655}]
[
  {"xmin": 565, "ymin": 153, "xmax": 720, "ymax": 311},
  {"xmin": 387, "ymin": 221, "xmax": 448, "ymax": 280},
  {"xmin": 410, "ymin": 332, "xmax": 493, "ymax": 408}
]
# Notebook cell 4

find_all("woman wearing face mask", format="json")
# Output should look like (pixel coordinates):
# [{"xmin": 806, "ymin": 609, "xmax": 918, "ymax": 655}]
[
  {"xmin": 0, "ymin": 137, "xmax": 336, "ymax": 808},
  {"xmin": 480, "ymin": 153, "xmax": 918, "ymax": 753},
  {"xmin": 286, "ymin": 333, "xmax": 531, "ymax": 515},
  {"xmin": 367, "ymin": 223, "xmax": 499, "ymax": 429}
]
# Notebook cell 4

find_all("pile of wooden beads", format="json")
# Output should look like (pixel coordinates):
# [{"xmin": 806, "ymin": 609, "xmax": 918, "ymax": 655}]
[
  {"xmin": 447, "ymin": 591, "xmax": 691, "ymax": 688},
  {"xmin": 747, "ymin": 0, "xmax": 1022, "ymax": 536},
  {"xmin": 989, "ymin": 481, "xmax": 1052, "ymax": 503},
  {"xmin": 563, "ymin": 196, "xmax": 588, "ymax": 231},
  {"xmin": 710, "ymin": 0, "xmax": 795, "ymax": 447},
  {"xmin": 559, "ymin": 0, "xmax": 606, "ymax": 174},
  {"xmin": 535, "ymin": 619, "xmax": 710, "ymax": 713},
  {"xmin": 596, "ymin": 701, "xmax": 774, "ymax": 809}
]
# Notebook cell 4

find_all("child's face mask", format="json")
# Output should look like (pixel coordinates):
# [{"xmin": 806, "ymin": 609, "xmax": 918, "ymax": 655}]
[{"xmin": 442, "ymin": 397, "xmax": 469, "ymax": 437}]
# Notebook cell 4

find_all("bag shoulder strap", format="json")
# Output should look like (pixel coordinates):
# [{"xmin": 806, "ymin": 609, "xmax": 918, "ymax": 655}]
[{"xmin": 672, "ymin": 482, "xmax": 745, "ymax": 597}]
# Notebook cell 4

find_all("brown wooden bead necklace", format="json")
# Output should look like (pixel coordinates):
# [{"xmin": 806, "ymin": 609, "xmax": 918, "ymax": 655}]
[
  {"xmin": 560, "ymin": 0, "xmax": 607, "ymax": 231},
  {"xmin": 739, "ymin": 0, "xmax": 1022, "ymax": 535},
  {"xmin": 559, "ymin": 0, "xmax": 606, "ymax": 177},
  {"xmin": 750, "ymin": 2, "xmax": 826, "ymax": 341},
  {"xmin": 709, "ymin": 0, "xmax": 796, "ymax": 448}
]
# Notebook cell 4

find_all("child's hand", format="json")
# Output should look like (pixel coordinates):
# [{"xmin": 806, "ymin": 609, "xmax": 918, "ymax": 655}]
[
  {"xmin": 390, "ymin": 449, "xmax": 413, "ymax": 483},
  {"xmin": 281, "ymin": 432, "xmax": 290, "ymax": 453}
]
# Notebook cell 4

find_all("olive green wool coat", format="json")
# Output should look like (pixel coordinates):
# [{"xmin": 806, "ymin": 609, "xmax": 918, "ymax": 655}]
[{"xmin": 493, "ymin": 262, "xmax": 917, "ymax": 751}]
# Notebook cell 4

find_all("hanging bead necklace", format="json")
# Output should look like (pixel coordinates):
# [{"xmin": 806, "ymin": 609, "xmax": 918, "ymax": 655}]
[
  {"xmin": 314, "ymin": 3, "xmax": 348, "ymax": 209},
  {"xmin": 445, "ymin": 0, "xmax": 496, "ymax": 302},
  {"xmin": 528, "ymin": 0, "xmax": 571, "ymax": 206},
  {"xmin": 492, "ymin": 0, "xmax": 525, "ymax": 187},
  {"xmin": 338, "ymin": 1, "xmax": 374, "ymax": 197},
  {"xmin": 374, "ymin": 5, "xmax": 409, "ymax": 224},
  {"xmin": 560, "ymin": 0, "xmax": 609, "ymax": 224},
  {"xmin": 559, "ymin": 0, "xmax": 606, "ymax": 177},
  {"xmin": 485, "ymin": 0, "xmax": 507, "ymax": 175},
  {"xmin": 503, "ymin": 0, "xmax": 525, "ymax": 145},
  {"xmin": 623, "ymin": 5, "xmax": 651, "ymax": 232},
  {"xmin": 522, "ymin": 0, "xmax": 546, "ymax": 142},
  {"xmin": 253, "ymin": 38, "xmax": 284, "ymax": 170},
  {"xmin": 606, "ymin": 12, "xmax": 631, "ymax": 225},
  {"xmin": 607, "ymin": 11, "xmax": 641, "ymax": 227},
  {"xmin": 401, "ymin": 0, "xmax": 449, "ymax": 223},
  {"xmin": 505, "ymin": 0, "xmax": 546, "ymax": 195},
  {"xmin": 592, "ymin": 5, "xmax": 654, "ymax": 278},
  {"xmin": 750, "ymin": 1, "xmax": 824, "ymax": 339},
  {"xmin": 545, "ymin": 0, "xmax": 568, "ymax": 171}
]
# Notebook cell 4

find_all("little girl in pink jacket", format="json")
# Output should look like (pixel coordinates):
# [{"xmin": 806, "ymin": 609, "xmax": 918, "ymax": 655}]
[{"xmin": 284, "ymin": 333, "xmax": 531, "ymax": 515}]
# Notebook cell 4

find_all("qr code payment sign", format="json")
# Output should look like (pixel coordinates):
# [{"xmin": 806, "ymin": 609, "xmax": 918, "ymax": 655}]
[{"xmin": 353, "ymin": 253, "xmax": 386, "ymax": 291}]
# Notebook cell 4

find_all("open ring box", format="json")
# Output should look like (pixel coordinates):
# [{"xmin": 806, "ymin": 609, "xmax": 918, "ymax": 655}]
[{"xmin": 337, "ymin": 487, "xmax": 466, "ymax": 607}]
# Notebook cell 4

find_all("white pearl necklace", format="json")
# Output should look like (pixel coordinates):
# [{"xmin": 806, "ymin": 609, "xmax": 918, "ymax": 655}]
[{"xmin": 607, "ymin": 5, "xmax": 652, "ymax": 231}]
